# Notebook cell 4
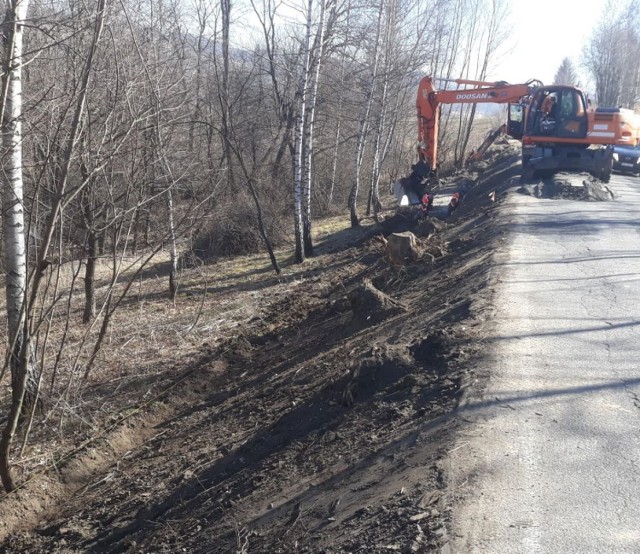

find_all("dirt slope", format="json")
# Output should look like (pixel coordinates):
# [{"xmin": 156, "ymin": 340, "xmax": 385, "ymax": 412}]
[{"xmin": 0, "ymin": 142, "xmax": 522, "ymax": 553}]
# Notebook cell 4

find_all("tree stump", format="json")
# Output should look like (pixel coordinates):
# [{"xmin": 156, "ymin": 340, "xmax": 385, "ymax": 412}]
[
  {"xmin": 386, "ymin": 231, "xmax": 419, "ymax": 266},
  {"xmin": 348, "ymin": 280, "xmax": 404, "ymax": 323}
]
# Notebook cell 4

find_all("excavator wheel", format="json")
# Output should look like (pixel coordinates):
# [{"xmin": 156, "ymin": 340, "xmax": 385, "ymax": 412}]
[
  {"xmin": 520, "ymin": 156, "xmax": 535, "ymax": 182},
  {"xmin": 599, "ymin": 148, "xmax": 614, "ymax": 183},
  {"xmin": 597, "ymin": 156, "xmax": 613, "ymax": 183},
  {"xmin": 599, "ymin": 167, "xmax": 611, "ymax": 183}
]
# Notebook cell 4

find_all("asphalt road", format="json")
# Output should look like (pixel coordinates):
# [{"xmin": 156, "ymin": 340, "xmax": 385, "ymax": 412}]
[{"xmin": 449, "ymin": 173, "xmax": 640, "ymax": 553}]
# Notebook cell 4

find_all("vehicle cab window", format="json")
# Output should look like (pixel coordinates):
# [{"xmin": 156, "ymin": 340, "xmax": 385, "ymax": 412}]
[
  {"xmin": 509, "ymin": 104, "xmax": 522, "ymax": 122},
  {"xmin": 559, "ymin": 90, "xmax": 584, "ymax": 118}
]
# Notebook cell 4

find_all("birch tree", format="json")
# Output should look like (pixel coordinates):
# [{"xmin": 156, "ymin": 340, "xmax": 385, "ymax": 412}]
[
  {"xmin": 0, "ymin": 0, "xmax": 31, "ymax": 494},
  {"xmin": 366, "ymin": 0, "xmax": 400, "ymax": 217},
  {"xmin": 293, "ymin": 0, "xmax": 313, "ymax": 262},
  {"xmin": 584, "ymin": 0, "xmax": 640, "ymax": 108},
  {"xmin": 448, "ymin": 0, "xmax": 507, "ymax": 168},
  {"xmin": 1, "ymin": 0, "xmax": 32, "ymax": 422},
  {"xmin": 301, "ymin": 0, "xmax": 330, "ymax": 256},
  {"xmin": 348, "ymin": 0, "xmax": 384, "ymax": 227},
  {"xmin": 0, "ymin": 0, "xmax": 108, "ymax": 493}
]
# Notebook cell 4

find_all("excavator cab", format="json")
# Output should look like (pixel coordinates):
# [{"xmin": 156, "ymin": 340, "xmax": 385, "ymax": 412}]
[
  {"xmin": 518, "ymin": 85, "xmax": 612, "ymax": 181},
  {"xmin": 526, "ymin": 87, "xmax": 588, "ymax": 139}
]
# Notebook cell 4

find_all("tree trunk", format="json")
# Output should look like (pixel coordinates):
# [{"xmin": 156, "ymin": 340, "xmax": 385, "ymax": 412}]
[
  {"xmin": 302, "ymin": 0, "xmax": 329, "ymax": 257},
  {"xmin": 0, "ymin": 338, "xmax": 32, "ymax": 492},
  {"xmin": 247, "ymin": 178, "xmax": 281, "ymax": 274},
  {"xmin": 166, "ymin": 187, "xmax": 178, "ymax": 299},
  {"xmin": 368, "ymin": 76, "xmax": 389, "ymax": 218},
  {"xmin": 293, "ymin": 0, "xmax": 313, "ymax": 263},
  {"xmin": 219, "ymin": 0, "xmax": 235, "ymax": 189},
  {"xmin": 1, "ymin": 0, "xmax": 37, "ymax": 414},
  {"xmin": 145, "ymin": 2, "xmax": 180, "ymax": 301},
  {"xmin": 83, "ymin": 232, "xmax": 97, "ymax": 323},
  {"xmin": 79, "ymin": 159, "xmax": 98, "ymax": 323},
  {"xmin": 348, "ymin": 0, "xmax": 384, "ymax": 227},
  {"xmin": 328, "ymin": 118, "xmax": 341, "ymax": 207},
  {"xmin": 0, "ymin": 0, "xmax": 32, "ymax": 493}
]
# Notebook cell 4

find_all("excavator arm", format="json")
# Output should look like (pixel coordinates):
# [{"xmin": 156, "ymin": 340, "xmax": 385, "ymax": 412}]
[
  {"xmin": 394, "ymin": 76, "xmax": 541, "ymax": 208},
  {"xmin": 465, "ymin": 123, "xmax": 507, "ymax": 166},
  {"xmin": 416, "ymin": 76, "xmax": 539, "ymax": 172}
]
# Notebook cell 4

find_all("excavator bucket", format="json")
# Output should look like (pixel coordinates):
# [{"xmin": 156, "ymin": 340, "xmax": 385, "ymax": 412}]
[{"xmin": 393, "ymin": 160, "xmax": 436, "ymax": 205}]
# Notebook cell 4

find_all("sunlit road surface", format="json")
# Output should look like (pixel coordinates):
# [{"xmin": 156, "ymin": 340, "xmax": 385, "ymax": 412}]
[{"xmin": 449, "ymin": 173, "xmax": 640, "ymax": 553}]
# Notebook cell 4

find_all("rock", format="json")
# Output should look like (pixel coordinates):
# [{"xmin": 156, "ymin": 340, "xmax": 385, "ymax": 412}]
[{"xmin": 583, "ymin": 180, "xmax": 614, "ymax": 201}]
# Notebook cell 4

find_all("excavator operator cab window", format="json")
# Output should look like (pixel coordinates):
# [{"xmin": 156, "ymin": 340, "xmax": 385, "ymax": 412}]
[
  {"xmin": 559, "ymin": 90, "xmax": 582, "ymax": 118},
  {"xmin": 538, "ymin": 93, "xmax": 558, "ymax": 135},
  {"xmin": 529, "ymin": 88, "xmax": 588, "ymax": 139},
  {"xmin": 541, "ymin": 94, "xmax": 558, "ymax": 118},
  {"xmin": 556, "ymin": 89, "xmax": 588, "ymax": 138}
]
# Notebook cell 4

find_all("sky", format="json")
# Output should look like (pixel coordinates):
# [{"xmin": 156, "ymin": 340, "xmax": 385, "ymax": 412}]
[
  {"xmin": 489, "ymin": 0, "xmax": 609, "ymax": 88},
  {"xmin": 233, "ymin": 0, "xmax": 613, "ymax": 90}
]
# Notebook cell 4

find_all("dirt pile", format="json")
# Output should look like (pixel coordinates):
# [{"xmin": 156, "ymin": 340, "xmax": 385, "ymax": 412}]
[{"xmin": 518, "ymin": 172, "xmax": 615, "ymax": 201}]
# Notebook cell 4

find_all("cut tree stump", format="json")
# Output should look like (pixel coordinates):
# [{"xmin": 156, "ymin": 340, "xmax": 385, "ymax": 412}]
[
  {"xmin": 348, "ymin": 280, "xmax": 405, "ymax": 323},
  {"xmin": 385, "ymin": 231, "xmax": 419, "ymax": 266}
]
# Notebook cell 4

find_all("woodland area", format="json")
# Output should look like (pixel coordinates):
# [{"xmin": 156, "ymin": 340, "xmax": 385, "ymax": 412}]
[
  {"xmin": 0, "ymin": 0, "xmax": 512, "ymax": 493},
  {"xmin": 0, "ymin": 0, "xmax": 638, "ymax": 539}
]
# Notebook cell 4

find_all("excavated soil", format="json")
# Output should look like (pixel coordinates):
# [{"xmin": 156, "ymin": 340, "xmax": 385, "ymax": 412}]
[
  {"xmin": 1, "ymin": 143, "xmax": 524, "ymax": 553},
  {"xmin": 518, "ymin": 172, "xmax": 615, "ymax": 201}
]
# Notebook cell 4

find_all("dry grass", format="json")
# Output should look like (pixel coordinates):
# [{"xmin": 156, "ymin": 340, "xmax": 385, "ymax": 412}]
[{"xmin": 0, "ymin": 212, "xmax": 381, "ymax": 476}]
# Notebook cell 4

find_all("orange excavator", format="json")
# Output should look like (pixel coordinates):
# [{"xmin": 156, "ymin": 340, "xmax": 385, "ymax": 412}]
[
  {"xmin": 415, "ymin": 77, "xmax": 537, "ymax": 177},
  {"xmin": 396, "ymin": 76, "xmax": 640, "ymax": 204}
]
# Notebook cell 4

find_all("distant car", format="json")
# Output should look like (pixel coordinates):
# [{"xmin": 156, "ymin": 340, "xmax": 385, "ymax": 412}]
[{"xmin": 613, "ymin": 144, "xmax": 640, "ymax": 175}]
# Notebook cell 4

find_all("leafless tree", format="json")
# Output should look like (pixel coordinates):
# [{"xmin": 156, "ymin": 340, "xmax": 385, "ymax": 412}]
[
  {"xmin": 553, "ymin": 57, "xmax": 579, "ymax": 86},
  {"xmin": 1, "ymin": 0, "xmax": 108, "ymax": 493},
  {"xmin": 584, "ymin": 0, "xmax": 640, "ymax": 108},
  {"xmin": 444, "ymin": 0, "xmax": 509, "ymax": 168},
  {"xmin": 218, "ymin": 0, "xmax": 235, "ymax": 189},
  {"xmin": 347, "ymin": 0, "xmax": 384, "ymax": 227},
  {"xmin": 293, "ymin": 0, "xmax": 314, "ymax": 261},
  {"xmin": 0, "ymin": 0, "xmax": 34, "ymax": 493},
  {"xmin": 302, "ymin": 0, "xmax": 333, "ymax": 256}
]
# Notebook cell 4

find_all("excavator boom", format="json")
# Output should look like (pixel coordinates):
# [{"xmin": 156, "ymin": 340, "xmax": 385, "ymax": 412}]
[{"xmin": 416, "ymin": 76, "xmax": 538, "ymax": 172}]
